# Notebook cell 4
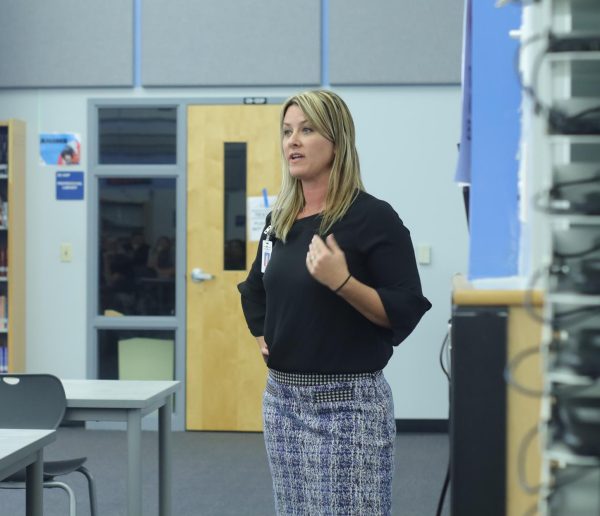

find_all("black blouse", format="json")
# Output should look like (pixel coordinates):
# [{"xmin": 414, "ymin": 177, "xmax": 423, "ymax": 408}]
[{"xmin": 237, "ymin": 191, "xmax": 431, "ymax": 374}]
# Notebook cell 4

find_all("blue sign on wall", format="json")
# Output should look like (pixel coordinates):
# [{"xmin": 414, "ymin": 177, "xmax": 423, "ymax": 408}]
[{"xmin": 56, "ymin": 171, "xmax": 84, "ymax": 200}]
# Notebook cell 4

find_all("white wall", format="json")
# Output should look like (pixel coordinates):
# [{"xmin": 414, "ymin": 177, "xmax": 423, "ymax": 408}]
[
  {"xmin": 0, "ymin": 85, "xmax": 467, "ymax": 418},
  {"xmin": 343, "ymin": 87, "xmax": 468, "ymax": 418}
]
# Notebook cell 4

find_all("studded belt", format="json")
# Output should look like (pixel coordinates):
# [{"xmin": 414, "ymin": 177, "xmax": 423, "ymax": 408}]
[{"xmin": 268, "ymin": 368, "xmax": 381, "ymax": 386}]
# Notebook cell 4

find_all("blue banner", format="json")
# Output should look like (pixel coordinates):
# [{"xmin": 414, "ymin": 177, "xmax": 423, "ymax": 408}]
[{"xmin": 468, "ymin": 3, "xmax": 521, "ymax": 280}]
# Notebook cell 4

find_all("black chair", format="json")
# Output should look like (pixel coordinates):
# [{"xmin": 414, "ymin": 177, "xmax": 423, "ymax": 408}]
[{"xmin": 0, "ymin": 374, "xmax": 97, "ymax": 515}]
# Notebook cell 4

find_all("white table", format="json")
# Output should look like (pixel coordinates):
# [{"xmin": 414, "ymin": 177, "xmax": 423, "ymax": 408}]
[
  {"xmin": 60, "ymin": 380, "xmax": 180, "ymax": 516},
  {"xmin": 0, "ymin": 429, "xmax": 56, "ymax": 516}
]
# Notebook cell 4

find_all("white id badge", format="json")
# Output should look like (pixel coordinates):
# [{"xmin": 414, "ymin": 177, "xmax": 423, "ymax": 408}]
[{"xmin": 261, "ymin": 240, "xmax": 273, "ymax": 273}]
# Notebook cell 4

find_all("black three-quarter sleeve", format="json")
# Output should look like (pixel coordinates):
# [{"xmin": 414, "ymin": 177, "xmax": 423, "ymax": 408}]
[
  {"xmin": 237, "ymin": 213, "xmax": 271, "ymax": 337},
  {"xmin": 360, "ymin": 201, "xmax": 432, "ymax": 345}
]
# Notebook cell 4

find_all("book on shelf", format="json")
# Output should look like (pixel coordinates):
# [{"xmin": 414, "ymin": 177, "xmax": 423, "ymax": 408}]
[
  {"xmin": 0, "ymin": 345, "xmax": 6, "ymax": 373},
  {"xmin": 0, "ymin": 132, "xmax": 7, "ymax": 165},
  {"xmin": 0, "ymin": 248, "xmax": 7, "ymax": 277},
  {"xmin": 0, "ymin": 195, "xmax": 6, "ymax": 228},
  {"xmin": 0, "ymin": 296, "xmax": 7, "ymax": 330}
]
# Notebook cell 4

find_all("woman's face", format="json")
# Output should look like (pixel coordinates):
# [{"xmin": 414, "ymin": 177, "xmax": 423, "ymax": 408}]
[{"xmin": 282, "ymin": 104, "xmax": 334, "ymax": 183}]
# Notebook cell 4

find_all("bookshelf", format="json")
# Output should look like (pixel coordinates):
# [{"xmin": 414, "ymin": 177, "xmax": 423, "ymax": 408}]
[
  {"xmin": 520, "ymin": 1, "xmax": 600, "ymax": 514},
  {"xmin": 0, "ymin": 119, "xmax": 25, "ymax": 373}
]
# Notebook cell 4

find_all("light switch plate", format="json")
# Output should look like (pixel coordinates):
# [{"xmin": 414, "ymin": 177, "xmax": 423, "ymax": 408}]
[
  {"xmin": 60, "ymin": 243, "xmax": 72, "ymax": 262},
  {"xmin": 417, "ymin": 244, "xmax": 431, "ymax": 265}
]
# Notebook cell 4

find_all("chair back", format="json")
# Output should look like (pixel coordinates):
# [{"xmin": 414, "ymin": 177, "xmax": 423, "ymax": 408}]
[{"xmin": 0, "ymin": 374, "xmax": 66, "ymax": 429}]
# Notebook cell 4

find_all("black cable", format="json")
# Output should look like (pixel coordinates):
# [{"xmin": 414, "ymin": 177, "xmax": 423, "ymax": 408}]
[
  {"xmin": 438, "ymin": 329, "xmax": 450, "ymax": 382},
  {"xmin": 514, "ymin": 32, "xmax": 547, "ymax": 97},
  {"xmin": 518, "ymin": 424, "xmax": 542, "ymax": 494},
  {"xmin": 524, "ymin": 265, "xmax": 550, "ymax": 325},
  {"xmin": 435, "ymin": 326, "xmax": 451, "ymax": 516},
  {"xmin": 549, "ymin": 103, "xmax": 600, "ymax": 135},
  {"xmin": 572, "ymin": 105, "xmax": 600, "ymax": 121},
  {"xmin": 523, "ymin": 264, "xmax": 600, "ymax": 327},
  {"xmin": 532, "ymin": 171, "xmax": 600, "ymax": 215},
  {"xmin": 555, "ymin": 240, "xmax": 600, "ymax": 260},
  {"xmin": 504, "ymin": 346, "xmax": 546, "ymax": 398},
  {"xmin": 435, "ymin": 467, "xmax": 450, "ymax": 516},
  {"xmin": 517, "ymin": 34, "xmax": 600, "ymax": 134},
  {"xmin": 522, "ymin": 41, "xmax": 550, "ymax": 117},
  {"xmin": 523, "ymin": 264, "xmax": 568, "ymax": 325},
  {"xmin": 505, "ymin": 341, "xmax": 599, "ymax": 398},
  {"xmin": 517, "ymin": 420, "xmax": 600, "ymax": 509},
  {"xmin": 446, "ymin": 331, "xmax": 451, "ymax": 379},
  {"xmin": 552, "ymin": 172, "xmax": 600, "ymax": 191},
  {"xmin": 555, "ymin": 306, "xmax": 600, "ymax": 323}
]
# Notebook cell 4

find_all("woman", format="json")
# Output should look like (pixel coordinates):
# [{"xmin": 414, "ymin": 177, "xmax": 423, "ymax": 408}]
[{"xmin": 238, "ymin": 90, "xmax": 431, "ymax": 515}]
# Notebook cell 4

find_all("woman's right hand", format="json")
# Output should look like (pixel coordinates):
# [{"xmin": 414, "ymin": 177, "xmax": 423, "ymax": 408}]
[{"xmin": 256, "ymin": 336, "xmax": 269, "ymax": 364}]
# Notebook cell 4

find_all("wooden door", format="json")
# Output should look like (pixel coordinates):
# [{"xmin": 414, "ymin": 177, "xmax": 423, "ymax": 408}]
[{"xmin": 186, "ymin": 105, "xmax": 281, "ymax": 431}]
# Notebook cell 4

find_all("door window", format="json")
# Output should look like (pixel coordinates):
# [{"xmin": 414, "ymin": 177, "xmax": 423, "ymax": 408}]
[
  {"xmin": 98, "ymin": 177, "xmax": 176, "ymax": 316},
  {"xmin": 224, "ymin": 142, "xmax": 247, "ymax": 270}
]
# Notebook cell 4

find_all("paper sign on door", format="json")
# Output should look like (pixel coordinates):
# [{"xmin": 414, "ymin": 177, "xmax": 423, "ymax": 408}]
[{"xmin": 247, "ymin": 195, "xmax": 277, "ymax": 241}]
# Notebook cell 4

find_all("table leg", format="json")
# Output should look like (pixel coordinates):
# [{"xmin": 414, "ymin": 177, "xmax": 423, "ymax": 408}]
[
  {"xmin": 25, "ymin": 450, "xmax": 43, "ymax": 516},
  {"xmin": 127, "ymin": 409, "xmax": 143, "ymax": 516},
  {"xmin": 159, "ymin": 395, "xmax": 173, "ymax": 516}
]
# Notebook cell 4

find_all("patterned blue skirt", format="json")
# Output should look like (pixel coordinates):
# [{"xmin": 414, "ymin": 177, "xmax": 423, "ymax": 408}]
[{"xmin": 263, "ymin": 369, "xmax": 396, "ymax": 516}]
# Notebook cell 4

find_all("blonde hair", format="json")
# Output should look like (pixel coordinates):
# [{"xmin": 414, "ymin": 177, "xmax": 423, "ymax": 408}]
[{"xmin": 271, "ymin": 90, "xmax": 364, "ymax": 242}]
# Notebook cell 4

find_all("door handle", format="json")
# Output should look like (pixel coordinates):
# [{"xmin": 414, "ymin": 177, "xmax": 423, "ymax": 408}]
[{"xmin": 190, "ymin": 268, "xmax": 215, "ymax": 283}]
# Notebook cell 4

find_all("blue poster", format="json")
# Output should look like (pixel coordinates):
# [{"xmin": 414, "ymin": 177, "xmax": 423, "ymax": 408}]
[
  {"xmin": 40, "ymin": 133, "xmax": 81, "ymax": 165},
  {"xmin": 56, "ymin": 172, "xmax": 84, "ymax": 200}
]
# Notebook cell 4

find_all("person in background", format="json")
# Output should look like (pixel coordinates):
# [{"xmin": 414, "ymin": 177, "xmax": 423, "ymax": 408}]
[
  {"xmin": 102, "ymin": 237, "xmax": 135, "ymax": 314},
  {"xmin": 238, "ymin": 90, "xmax": 431, "ymax": 515},
  {"xmin": 148, "ymin": 236, "xmax": 175, "ymax": 278},
  {"xmin": 130, "ymin": 232, "xmax": 150, "ymax": 277}
]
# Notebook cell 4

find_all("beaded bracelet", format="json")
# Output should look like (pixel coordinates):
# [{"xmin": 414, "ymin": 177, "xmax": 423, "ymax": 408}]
[{"xmin": 334, "ymin": 274, "xmax": 352, "ymax": 293}]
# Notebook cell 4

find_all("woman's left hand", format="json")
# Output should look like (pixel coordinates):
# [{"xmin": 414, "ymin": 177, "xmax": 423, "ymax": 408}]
[
  {"xmin": 306, "ymin": 234, "xmax": 350, "ymax": 291},
  {"xmin": 308, "ymin": 234, "xmax": 391, "ymax": 327}
]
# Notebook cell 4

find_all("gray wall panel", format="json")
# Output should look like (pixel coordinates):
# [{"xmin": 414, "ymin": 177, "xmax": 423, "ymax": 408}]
[
  {"xmin": 330, "ymin": 0, "xmax": 463, "ymax": 85},
  {"xmin": 0, "ymin": 0, "xmax": 133, "ymax": 88},
  {"xmin": 142, "ymin": 0, "xmax": 320, "ymax": 87}
]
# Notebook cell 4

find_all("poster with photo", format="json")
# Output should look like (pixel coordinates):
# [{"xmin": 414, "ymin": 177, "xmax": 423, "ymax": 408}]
[{"xmin": 40, "ymin": 133, "xmax": 81, "ymax": 165}]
